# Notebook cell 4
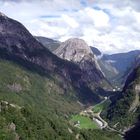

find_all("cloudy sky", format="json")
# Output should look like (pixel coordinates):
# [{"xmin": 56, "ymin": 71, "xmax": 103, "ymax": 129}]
[{"xmin": 0, "ymin": 0, "xmax": 140, "ymax": 54}]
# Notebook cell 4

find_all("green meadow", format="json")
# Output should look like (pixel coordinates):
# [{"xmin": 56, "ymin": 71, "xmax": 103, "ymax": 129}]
[{"xmin": 70, "ymin": 115, "xmax": 99, "ymax": 129}]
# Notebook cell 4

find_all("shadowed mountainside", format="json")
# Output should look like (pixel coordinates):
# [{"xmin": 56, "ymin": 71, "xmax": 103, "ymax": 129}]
[
  {"xmin": 0, "ymin": 13, "xmax": 106, "ymax": 104},
  {"xmin": 54, "ymin": 38, "xmax": 112, "ymax": 91},
  {"xmin": 35, "ymin": 36, "xmax": 60, "ymax": 51}
]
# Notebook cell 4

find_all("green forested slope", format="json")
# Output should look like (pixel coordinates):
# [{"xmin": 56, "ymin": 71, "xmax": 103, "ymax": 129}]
[
  {"xmin": 0, "ymin": 59, "xmax": 81, "ymax": 139},
  {"xmin": 0, "ymin": 59, "xmax": 121, "ymax": 140},
  {"xmin": 104, "ymin": 66, "xmax": 140, "ymax": 130}
]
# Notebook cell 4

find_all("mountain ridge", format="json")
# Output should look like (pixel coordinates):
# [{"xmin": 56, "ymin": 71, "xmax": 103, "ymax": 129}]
[
  {"xmin": 103, "ymin": 59, "xmax": 140, "ymax": 133},
  {"xmin": 35, "ymin": 36, "xmax": 60, "ymax": 51},
  {"xmin": 95, "ymin": 50, "xmax": 140, "ymax": 88},
  {"xmin": 0, "ymin": 13, "xmax": 106, "ymax": 104},
  {"xmin": 54, "ymin": 38, "xmax": 112, "ymax": 91}
]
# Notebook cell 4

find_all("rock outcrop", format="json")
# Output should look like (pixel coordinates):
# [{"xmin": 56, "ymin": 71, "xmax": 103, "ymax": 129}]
[
  {"xmin": 0, "ymin": 12, "xmax": 103, "ymax": 104},
  {"xmin": 54, "ymin": 38, "xmax": 111, "ymax": 90}
]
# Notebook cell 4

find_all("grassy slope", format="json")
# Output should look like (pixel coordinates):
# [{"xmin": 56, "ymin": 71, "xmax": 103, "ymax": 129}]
[
  {"xmin": 93, "ymin": 104, "xmax": 104, "ymax": 113},
  {"xmin": 0, "ymin": 59, "xmax": 122, "ymax": 140},
  {"xmin": 93, "ymin": 100, "xmax": 111, "ymax": 113},
  {"xmin": 0, "ymin": 59, "xmax": 82, "ymax": 140}
]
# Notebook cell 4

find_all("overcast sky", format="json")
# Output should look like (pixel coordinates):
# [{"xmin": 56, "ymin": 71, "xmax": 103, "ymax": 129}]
[{"xmin": 0, "ymin": 0, "xmax": 140, "ymax": 54}]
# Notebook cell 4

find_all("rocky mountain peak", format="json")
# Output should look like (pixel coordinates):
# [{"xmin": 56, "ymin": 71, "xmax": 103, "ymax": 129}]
[
  {"xmin": 54, "ymin": 38, "xmax": 93, "ymax": 62},
  {"xmin": 54, "ymin": 38, "xmax": 112, "ymax": 90},
  {"xmin": 0, "ymin": 12, "xmax": 107, "ymax": 104}
]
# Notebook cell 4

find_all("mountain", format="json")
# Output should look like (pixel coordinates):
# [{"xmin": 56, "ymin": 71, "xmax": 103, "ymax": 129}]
[
  {"xmin": 102, "ymin": 50, "xmax": 140, "ymax": 74},
  {"xmin": 104, "ymin": 59, "xmax": 140, "ymax": 132},
  {"xmin": 90, "ymin": 46, "xmax": 102, "ymax": 56},
  {"xmin": 97, "ymin": 58, "xmax": 119, "ymax": 87},
  {"xmin": 0, "ymin": 12, "xmax": 122, "ymax": 140},
  {"xmin": 54, "ymin": 38, "xmax": 112, "ymax": 91},
  {"xmin": 96, "ymin": 50, "xmax": 140, "ymax": 88},
  {"xmin": 0, "ymin": 13, "xmax": 103, "ymax": 104},
  {"xmin": 35, "ymin": 36, "xmax": 60, "ymax": 51}
]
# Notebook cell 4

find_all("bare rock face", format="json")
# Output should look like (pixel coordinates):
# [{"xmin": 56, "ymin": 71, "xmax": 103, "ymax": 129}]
[
  {"xmin": 0, "ymin": 12, "xmax": 105, "ymax": 104},
  {"xmin": 7, "ymin": 83, "xmax": 22, "ymax": 93},
  {"xmin": 54, "ymin": 38, "xmax": 92, "ymax": 62},
  {"xmin": 9, "ymin": 122, "xmax": 16, "ymax": 131},
  {"xmin": 54, "ymin": 38, "xmax": 110, "ymax": 89}
]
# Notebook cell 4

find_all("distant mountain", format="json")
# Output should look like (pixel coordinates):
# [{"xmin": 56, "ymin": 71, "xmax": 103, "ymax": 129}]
[
  {"xmin": 54, "ymin": 38, "xmax": 112, "ymax": 91},
  {"xmin": 102, "ymin": 50, "xmax": 140, "ymax": 75},
  {"xmin": 104, "ymin": 59, "xmax": 140, "ymax": 131},
  {"xmin": 35, "ymin": 36, "xmax": 60, "ymax": 51},
  {"xmin": 0, "ymin": 12, "xmax": 106, "ymax": 105},
  {"xmin": 0, "ymin": 12, "xmax": 121, "ymax": 140},
  {"xmin": 97, "ymin": 58, "xmax": 119, "ymax": 87},
  {"xmin": 90, "ymin": 46, "xmax": 102, "ymax": 56},
  {"xmin": 93, "ymin": 49, "xmax": 140, "ymax": 88}
]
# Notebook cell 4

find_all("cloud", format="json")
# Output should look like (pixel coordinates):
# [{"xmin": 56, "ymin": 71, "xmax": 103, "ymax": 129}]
[
  {"xmin": 61, "ymin": 14, "xmax": 79, "ymax": 28},
  {"xmin": 84, "ymin": 7, "xmax": 110, "ymax": 27},
  {"xmin": 0, "ymin": 0, "xmax": 140, "ymax": 54}
]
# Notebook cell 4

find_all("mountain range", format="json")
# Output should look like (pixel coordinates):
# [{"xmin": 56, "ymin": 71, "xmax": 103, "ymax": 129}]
[
  {"xmin": 0, "ymin": 12, "xmax": 140, "ymax": 140},
  {"xmin": 37, "ymin": 37, "xmax": 140, "ymax": 89},
  {"xmin": 104, "ymin": 58, "xmax": 140, "ymax": 133},
  {"xmin": 35, "ymin": 36, "xmax": 60, "ymax": 51},
  {"xmin": 36, "ymin": 34, "xmax": 140, "ymax": 139},
  {"xmin": 99, "ymin": 50, "xmax": 140, "ymax": 88},
  {"xmin": 54, "ymin": 38, "xmax": 112, "ymax": 91}
]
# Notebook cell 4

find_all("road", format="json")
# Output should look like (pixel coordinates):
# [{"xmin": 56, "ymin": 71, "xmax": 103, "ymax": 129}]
[{"xmin": 80, "ymin": 98, "xmax": 124, "ymax": 136}]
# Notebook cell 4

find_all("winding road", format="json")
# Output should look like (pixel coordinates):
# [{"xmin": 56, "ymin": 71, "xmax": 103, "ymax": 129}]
[{"xmin": 80, "ymin": 98, "xmax": 124, "ymax": 136}]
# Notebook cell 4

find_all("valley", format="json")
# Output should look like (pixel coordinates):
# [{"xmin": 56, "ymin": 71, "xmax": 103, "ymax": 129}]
[
  {"xmin": 0, "ymin": 11, "xmax": 139, "ymax": 140},
  {"xmin": 70, "ymin": 96, "xmax": 124, "ymax": 136}
]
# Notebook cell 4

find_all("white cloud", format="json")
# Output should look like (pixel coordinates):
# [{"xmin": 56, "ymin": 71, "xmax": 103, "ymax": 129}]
[
  {"xmin": 61, "ymin": 14, "xmax": 79, "ymax": 28},
  {"xmin": 85, "ymin": 7, "xmax": 110, "ymax": 27},
  {"xmin": 0, "ymin": 0, "xmax": 140, "ymax": 54}
]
